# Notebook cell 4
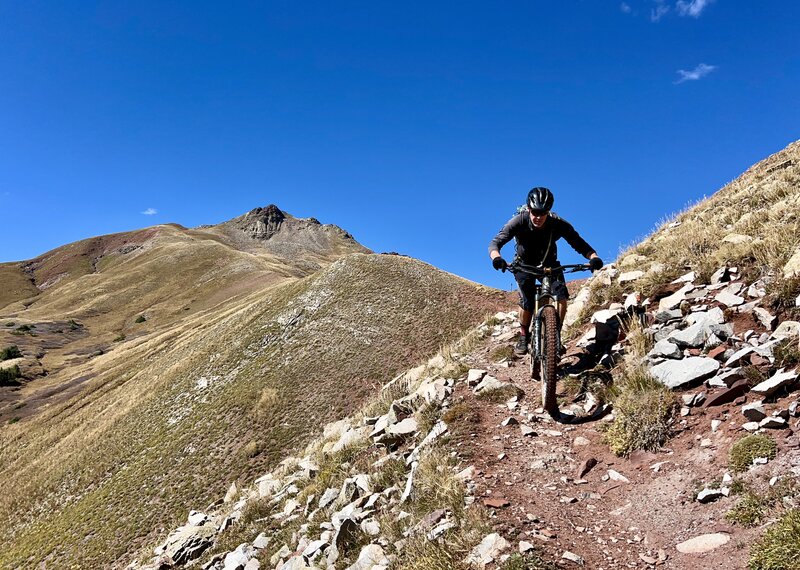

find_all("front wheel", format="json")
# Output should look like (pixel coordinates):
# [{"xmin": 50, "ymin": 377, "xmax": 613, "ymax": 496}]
[
  {"xmin": 530, "ymin": 352, "xmax": 540, "ymax": 379},
  {"xmin": 540, "ymin": 305, "xmax": 559, "ymax": 414}
]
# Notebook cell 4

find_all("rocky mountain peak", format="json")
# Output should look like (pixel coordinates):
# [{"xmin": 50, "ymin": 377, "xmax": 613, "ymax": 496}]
[{"xmin": 231, "ymin": 204, "xmax": 288, "ymax": 240}]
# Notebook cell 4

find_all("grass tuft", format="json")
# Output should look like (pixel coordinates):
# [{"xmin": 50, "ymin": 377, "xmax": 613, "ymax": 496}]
[
  {"xmin": 602, "ymin": 366, "xmax": 677, "ymax": 457},
  {"xmin": 726, "ymin": 492, "xmax": 765, "ymax": 527},
  {"xmin": 729, "ymin": 434, "xmax": 777, "ymax": 473},
  {"xmin": 476, "ymin": 384, "xmax": 520, "ymax": 403},
  {"xmin": 490, "ymin": 345, "xmax": 513, "ymax": 362},
  {"xmin": 748, "ymin": 509, "xmax": 800, "ymax": 570}
]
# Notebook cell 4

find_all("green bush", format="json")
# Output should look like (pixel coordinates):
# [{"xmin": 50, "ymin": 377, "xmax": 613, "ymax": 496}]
[
  {"xmin": 134, "ymin": 315, "xmax": 146, "ymax": 324},
  {"xmin": 730, "ymin": 434, "xmax": 777, "ymax": 473},
  {"xmin": 113, "ymin": 334, "xmax": 126, "ymax": 342},
  {"xmin": 0, "ymin": 365, "xmax": 22, "ymax": 386},
  {"xmin": 602, "ymin": 367, "xmax": 678, "ymax": 457},
  {"xmin": 0, "ymin": 345, "xmax": 22, "ymax": 361},
  {"xmin": 749, "ymin": 509, "xmax": 800, "ymax": 570},
  {"xmin": 726, "ymin": 492, "xmax": 764, "ymax": 527}
]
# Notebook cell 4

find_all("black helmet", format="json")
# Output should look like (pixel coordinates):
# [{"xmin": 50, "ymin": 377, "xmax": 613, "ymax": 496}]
[{"xmin": 527, "ymin": 187, "xmax": 554, "ymax": 212}]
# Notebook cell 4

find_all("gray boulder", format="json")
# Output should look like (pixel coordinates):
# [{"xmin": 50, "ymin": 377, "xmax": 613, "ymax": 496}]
[
  {"xmin": 649, "ymin": 339, "xmax": 682, "ymax": 360},
  {"xmin": 650, "ymin": 357, "xmax": 720, "ymax": 389}
]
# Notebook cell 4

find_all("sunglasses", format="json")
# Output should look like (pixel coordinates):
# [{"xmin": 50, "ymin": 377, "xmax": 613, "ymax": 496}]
[{"xmin": 528, "ymin": 208, "xmax": 548, "ymax": 217}]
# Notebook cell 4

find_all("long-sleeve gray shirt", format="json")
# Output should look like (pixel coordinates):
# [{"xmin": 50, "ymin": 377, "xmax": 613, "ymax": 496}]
[{"xmin": 488, "ymin": 212, "xmax": 595, "ymax": 267}]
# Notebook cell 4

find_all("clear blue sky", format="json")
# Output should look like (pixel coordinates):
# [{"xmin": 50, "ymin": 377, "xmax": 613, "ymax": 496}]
[{"xmin": 1, "ymin": 1, "xmax": 798, "ymax": 290}]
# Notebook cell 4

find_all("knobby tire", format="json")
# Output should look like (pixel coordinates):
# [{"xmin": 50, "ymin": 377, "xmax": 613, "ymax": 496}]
[{"xmin": 540, "ymin": 305, "xmax": 559, "ymax": 414}]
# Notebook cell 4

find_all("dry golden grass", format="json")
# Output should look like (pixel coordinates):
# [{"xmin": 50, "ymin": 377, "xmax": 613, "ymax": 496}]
[{"xmin": 0, "ymin": 250, "xmax": 503, "ymax": 568}]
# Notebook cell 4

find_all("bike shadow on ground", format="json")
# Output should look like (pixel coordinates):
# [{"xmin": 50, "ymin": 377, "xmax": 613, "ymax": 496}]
[{"xmin": 549, "ymin": 403, "xmax": 613, "ymax": 425}]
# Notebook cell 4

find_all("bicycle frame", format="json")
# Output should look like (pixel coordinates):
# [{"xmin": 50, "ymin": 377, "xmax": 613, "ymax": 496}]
[
  {"xmin": 508, "ymin": 262, "xmax": 589, "ymax": 353},
  {"xmin": 506, "ymin": 261, "xmax": 591, "ymax": 413}
]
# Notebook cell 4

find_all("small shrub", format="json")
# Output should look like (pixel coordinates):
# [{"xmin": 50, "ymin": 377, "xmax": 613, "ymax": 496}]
[
  {"xmin": 742, "ymin": 366, "xmax": 768, "ymax": 387},
  {"xmin": 730, "ymin": 479, "xmax": 749, "ymax": 495},
  {"xmin": 134, "ymin": 315, "xmax": 146, "ymax": 324},
  {"xmin": 68, "ymin": 319, "xmax": 82, "ymax": 330},
  {"xmin": 766, "ymin": 275, "xmax": 800, "ymax": 315},
  {"xmin": 726, "ymin": 492, "xmax": 765, "ymax": 527},
  {"xmin": 11, "ymin": 324, "xmax": 34, "ymax": 336},
  {"xmin": 500, "ymin": 552, "xmax": 560, "ymax": 570},
  {"xmin": 371, "ymin": 457, "xmax": 407, "ymax": 492},
  {"xmin": 8, "ymin": 417, "xmax": 20, "ymax": 424},
  {"xmin": 0, "ymin": 365, "xmax": 22, "ymax": 386},
  {"xmin": 603, "ymin": 366, "xmax": 678, "ymax": 457},
  {"xmin": 417, "ymin": 402, "xmax": 441, "ymax": 435},
  {"xmin": 113, "ymin": 334, "xmax": 126, "ymax": 342},
  {"xmin": 774, "ymin": 339, "xmax": 800, "ymax": 369},
  {"xmin": 0, "ymin": 345, "xmax": 22, "ymax": 361},
  {"xmin": 5, "ymin": 322, "xmax": 14, "ymax": 327},
  {"xmin": 729, "ymin": 434, "xmax": 777, "ymax": 473},
  {"xmin": 748, "ymin": 509, "xmax": 800, "ymax": 570}
]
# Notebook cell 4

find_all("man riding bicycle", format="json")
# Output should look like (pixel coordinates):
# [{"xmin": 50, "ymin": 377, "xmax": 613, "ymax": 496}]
[{"xmin": 489, "ymin": 187, "xmax": 603, "ymax": 356}]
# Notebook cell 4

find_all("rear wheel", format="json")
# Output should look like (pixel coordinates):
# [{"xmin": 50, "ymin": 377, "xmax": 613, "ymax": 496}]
[{"xmin": 540, "ymin": 305, "xmax": 559, "ymax": 414}]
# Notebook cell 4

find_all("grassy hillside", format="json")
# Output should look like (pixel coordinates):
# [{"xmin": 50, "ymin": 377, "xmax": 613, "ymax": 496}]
[
  {"xmin": 573, "ymin": 139, "xmax": 800, "ymax": 325},
  {"xmin": 0, "ymin": 253, "xmax": 503, "ymax": 568}
]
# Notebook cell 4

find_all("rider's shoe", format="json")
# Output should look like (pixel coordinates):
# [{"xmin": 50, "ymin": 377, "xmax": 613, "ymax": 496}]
[{"xmin": 514, "ymin": 335, "xmax": 530, "ymax": 356}]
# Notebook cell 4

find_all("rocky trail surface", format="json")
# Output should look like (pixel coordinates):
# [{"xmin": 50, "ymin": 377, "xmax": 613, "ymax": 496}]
[{"xmin": 133, "ymin": 262, "xmax": 800, "ymax": 570}]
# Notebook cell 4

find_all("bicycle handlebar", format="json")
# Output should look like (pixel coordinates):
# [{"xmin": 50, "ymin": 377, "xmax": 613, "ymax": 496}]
[{"xmin": 506, "ymin": 261, "xmax": 591, "ymax": 276}]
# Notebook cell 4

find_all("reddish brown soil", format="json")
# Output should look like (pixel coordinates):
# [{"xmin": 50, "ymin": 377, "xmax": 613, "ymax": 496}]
[{"xmin": 451, "ymin": 330, "xmax": 800, "ymax": 569}]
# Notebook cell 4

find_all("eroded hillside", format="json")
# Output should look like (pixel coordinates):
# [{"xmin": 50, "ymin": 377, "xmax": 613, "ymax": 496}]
[{"xmin": 0, "ymin": 208, "xmax": 505, "ymax": 568}]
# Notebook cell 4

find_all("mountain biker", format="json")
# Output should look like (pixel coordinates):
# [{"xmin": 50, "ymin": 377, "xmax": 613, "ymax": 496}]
[{"xmin": 488, "ymin": 187, "xmax": 603, "ymax": 356}]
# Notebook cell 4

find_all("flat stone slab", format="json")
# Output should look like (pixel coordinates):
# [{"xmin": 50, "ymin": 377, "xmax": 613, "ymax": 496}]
[
  {"xmin": 751, "ymin": 369, "xmax": 799, "ymax": 398},
  {"xmin": 676, "ymin": 533, "xmax": 730, "ymax": 554},
  {"xmin": 619, "ymin": 270, "xmax": 644, "ymax": 283},
  {"xmin": 669, "ymin": 323, "xmax": 711, "ymax": 348},
  {"xmin": 714, "ymin": 290, "xmax": 745, "ymax": 307},
  {"xmin": 651, "ymin": 357, "xmax": 720, "ymax": 389},
  {"xmin": 467, "ymin": 369, "xmax": 487, "ymax": 385},
  {"xmin": 659, "ymin": 283, "xmax": 694, "ymax": 311}
]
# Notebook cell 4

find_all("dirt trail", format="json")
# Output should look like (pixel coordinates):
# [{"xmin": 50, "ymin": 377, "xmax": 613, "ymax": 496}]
[{"xmin": 449, "ymin": 322, "xmax": 797, "ymax": 569}]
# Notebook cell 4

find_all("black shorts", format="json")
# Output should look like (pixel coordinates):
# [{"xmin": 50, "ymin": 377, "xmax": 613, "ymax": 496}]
[{"xmin": 514, "ymin": 271, "xmax": 569, "ymax": 311}]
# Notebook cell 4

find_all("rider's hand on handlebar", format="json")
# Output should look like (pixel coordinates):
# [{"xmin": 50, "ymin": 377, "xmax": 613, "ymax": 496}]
[
  {"xmin": 492, "ymin": 256, "xmax": 508, "ymax": 272},
  {"xmin": 589, "ymin": 256, "xmax": 603, "ymax": 271}
]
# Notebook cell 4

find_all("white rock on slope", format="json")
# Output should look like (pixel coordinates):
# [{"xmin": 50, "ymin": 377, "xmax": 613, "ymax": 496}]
[{"xmin": 650, "ymin": 358, "xmax": 720, "ymax": 389}]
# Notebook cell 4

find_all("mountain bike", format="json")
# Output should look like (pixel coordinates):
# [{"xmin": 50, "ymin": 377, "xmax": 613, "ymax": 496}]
[{"xmin": 507, "ymin": 261, "xmax": 592, "ymax": 414}]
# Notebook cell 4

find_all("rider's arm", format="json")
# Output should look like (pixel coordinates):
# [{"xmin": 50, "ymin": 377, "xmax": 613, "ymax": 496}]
[
  {"xmin": 555, "ymin": 218, "xmax": 595, "ymax": 259},
  {"xmin": 488, "ymin": 214, "xmax": 523, "ymax": 259}
]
